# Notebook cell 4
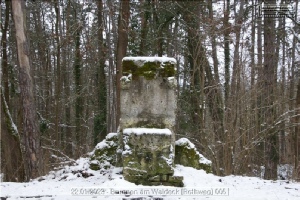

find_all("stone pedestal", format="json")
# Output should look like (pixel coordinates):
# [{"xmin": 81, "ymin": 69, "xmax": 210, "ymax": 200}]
[
  {"xmin": 118, "ymin": 57, "xmax": 183, "ymax": 186},
  {"xmin": 120, "ymin": 57, "xmax": 177, "ymax": 131}
]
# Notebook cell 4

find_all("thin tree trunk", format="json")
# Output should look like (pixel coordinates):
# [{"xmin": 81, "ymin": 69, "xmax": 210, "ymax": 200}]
[
  {"xmin": 139, "ymin": 0, "xmax": 150, "ymax": 55},
  {"xmin": 94, "ymin": 0, "xmax": 107, "ymax": 144},
  {"xmin": 224, "ymin": 0, "xmax": 230, "ymax": 106},
  {"xmin": 74, "ymin": 19, "xmax": 83, "ymax": 157},
  {"xmin": 250, "ymin": 0, "xmax": 255, "ymax": 88},
  {"xmin": 263, "ymin": 0, "xmax": 278, "ymax": 180},
  {"xmin": 64, "ymin": 0, "xmax": 72, "ymax": 157},
  {"xmin": 1, "ymin": 0, "xmax": 10, "ymax": 107},
  {"xmin": 116, "ymin": 0, "xmax": 130, "ymax": 130},
  {"xmin": 208, "ymin": 0, "xmax": 220, "ymax": 84},
  {"xmin": 0, "ymin": 0, "xmax": 19, "ymax": 182},
  {"xmin": 11, "ymin": 0, "xmax": 42, "ymax": 181},
  {"xmin": 54, "ymin": 0, "xmax": 62, "ymax": 148},
  {"xmin": 291, "ymin": 0, "xmax": 299, "ymax": 178}
]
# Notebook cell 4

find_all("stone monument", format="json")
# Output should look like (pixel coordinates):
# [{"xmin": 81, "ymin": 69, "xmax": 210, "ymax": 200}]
[{"xmin": 118, "ymin": 57, "xmax": 183, "ymax": 186}]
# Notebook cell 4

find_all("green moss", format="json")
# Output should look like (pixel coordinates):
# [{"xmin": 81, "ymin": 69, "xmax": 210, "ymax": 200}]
[
  {"xmin": 90, "ymin": 163, "xmax": 100, "ymax": 171},
  {"xmin": 123, "ymin": 60, "xmax": 138, "ymax": 77},
  {"xmin": 122, "ymin": 60, "xmax": 175, "ymax": 80},
  {"xmin": 89, "ymin": 134, "xmax": 118, "ymax": 170},
  {"xmin": 159, "ymin": 62, "xmax": 176, "ymax": 77},
  {"xmin": 175, "ymin": 140, "xmax": 212, "ymax": 173}
]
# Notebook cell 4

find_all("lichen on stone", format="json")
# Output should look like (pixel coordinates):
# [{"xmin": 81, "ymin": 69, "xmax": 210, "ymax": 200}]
[
  {"xmin": 122, "ymin": 58, "xmax": 176, "ymax": 80},
  {"xmin": 175, "ymin": 138, "xmax": 212, "ymax": 173},
  {"xmin": 89, "ymin": 133, "xmax": 118, "ymax": 171}
]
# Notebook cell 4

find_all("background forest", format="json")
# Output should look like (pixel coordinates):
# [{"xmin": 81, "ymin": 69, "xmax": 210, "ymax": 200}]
[{"xmin": 1, "ymin": 0, "xmax": 299, "ymax": 182}]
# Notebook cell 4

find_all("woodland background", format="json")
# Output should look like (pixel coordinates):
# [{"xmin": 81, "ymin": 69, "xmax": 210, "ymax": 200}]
[{"xmin": 0, "ymin": 0, "xmax": 299, "ymax": 182}]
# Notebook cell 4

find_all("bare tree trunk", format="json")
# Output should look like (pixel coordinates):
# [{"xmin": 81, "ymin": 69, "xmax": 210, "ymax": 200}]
[
  {"xmin": 255, "ymin": 0, "xmax": 264, "ymax": 170},
  {"xmin": 54, "ymin": 0, "xmax": 62, "ymax": 148},
  {"xmin": 94, "ymin": 0, "xmax": 107, "ymax": 144},
  {"xmin": 64, "ymin": 0, "xmax": 72, "ymax": 157},
  {"xmin": 208, "ymin": 0, "xmax": 220, "ymax": 84},
  {"xmin": 11, "ymin": 0, "xmax": 42, "ymax": 181},
  {"xmin": 292, "ymin": 0, "xmax": 299, "ymax": 179},
  {"xmin": 1, "ymin": 0, "xmax": 10, "ymax": 107},
  {"xmin": 263, "ymin": 0, "xmax": 278, "ymax": 180},
  {"xmin": 224, "ymin": 0, "xmax": 230, "ymax": 106},
  {"xmin": 1, "ymin": 0, "xmax": 24, "ymax": 181},
  {"xmin": 139, "ymin": 0, "xmax": 150, "ymax": 56},
  {"xmin": 181, "ymin": 2, "xmax": 205, "ymax": 153},
  {"xmin": 106, "ymin": 0, "xmax": 117, "ymax": 133},
  {"xmin": 116, "ymin": 0, "xmax": 130, "ymax": 130},
  {"xmin": 74, "ymin": 19, "xmax": 83, "ymax": 157}
]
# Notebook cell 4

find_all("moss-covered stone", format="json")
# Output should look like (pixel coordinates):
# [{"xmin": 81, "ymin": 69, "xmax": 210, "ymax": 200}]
[
  {"xmin": 159, "ymin": 62, "xmax": 176, "ymax": 77},
  {"xmin": 121, "ymin": 128, "xmax": 183, "ymax": 186},
  {"xmin": 122, "ymin": 60, "xmax": 176, "ymax": 80},
  {"xmin": 119, "ymin": 57, "xmax": 181, "ymax": 186},
  {"xmin": 89, "ymin": 133, "xmax": 118, "ymax": 170},
  {"xmin": 175, "ymin": 138, "xmax": 212, "ymax": 173}
]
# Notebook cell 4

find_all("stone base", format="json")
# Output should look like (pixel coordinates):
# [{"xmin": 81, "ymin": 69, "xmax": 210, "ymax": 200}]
[
  {"xmin": 122, "ymin": 128, "xmax": 183, "ymax": 186},
  {"xmin": 175, "ymin": 138, "xmax": 212, "ymax": 173}
]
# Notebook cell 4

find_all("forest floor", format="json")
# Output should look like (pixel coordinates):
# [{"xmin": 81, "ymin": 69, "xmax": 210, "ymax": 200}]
[{"xmin": 1, "ymin": 157, "xmax": 300, "ymax": 200}]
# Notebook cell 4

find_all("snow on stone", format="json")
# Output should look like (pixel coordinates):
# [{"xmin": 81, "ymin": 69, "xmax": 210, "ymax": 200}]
[
  {"xmin": 105, "ymin": 132, "xmax": 118, "ymax": 140},
  {"xmin": 120, "ymin": 73, "xmax": 132, "ymax": 83},
  {"xmin": 175, "ymin": 138, "xmax": 196, "ymax": 149},
  {"xmin": 93, "ymin": 133, "xmax": 118, "ymax": 150},
  {"xmin": 95, "ymin": 140, "xmax": 109, "ymax": 149},
  {"xmin": 176, "ymin": 138, "xmax": 212, "ymax": 165},
  {"xmin": 123, "ymin": 128, "xmax": 172, "ymax": 136},
  {"xmin": 122, "ymin": 56, "xmax": 177, "ymax": 64},
  {"xmin": 122, "ymin": 144, "xmax": 132, "ymax": 156},
  {"xmin": 198, "ymin": 153, "xmax": 212, "ymax": 165}
]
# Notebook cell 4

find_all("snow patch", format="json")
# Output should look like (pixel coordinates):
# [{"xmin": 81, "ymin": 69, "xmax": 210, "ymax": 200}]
[
  {"xmin": 123, "ymin": 128, "xmax": 172, "ymax": 136},
  {"xmin": 1, "ymin": 156, "xmax": 300, "ymax": 200},
  {"xmin": 95, "ymin": 140, "xmax": 109, "ymax": 149},
  {"xmin": 122, "ymin": 56, "xmax": 177, "ymax": 64},
  {"xmin": 106, "ymin": 132, "xmax": 118, "ymax": 140}
]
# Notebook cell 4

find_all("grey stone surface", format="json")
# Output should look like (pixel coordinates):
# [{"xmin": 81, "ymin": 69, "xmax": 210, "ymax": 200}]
[
  {"xmin": 118, "ymin": 57, "xmax": 183, "ymax": 186},
  {"xmin": 120, "ymin": 57, "xmax": 177, "ymax": 132},
  {"xmin": 122, "ymin": 128, "xmax": 174, "ymax": 185},
  {"xmin": 175, "ymin": 138, "xmax": 212, "ymax": 173},
  {"xmin": 120, "ymin": 77, "xmax": 176, "ymax": 131}
]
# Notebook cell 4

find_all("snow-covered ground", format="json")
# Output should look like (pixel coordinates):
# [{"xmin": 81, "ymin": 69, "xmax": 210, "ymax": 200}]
[{"xmin": 1, "ymin": 157, "xmax": 299, "ymax": 200}]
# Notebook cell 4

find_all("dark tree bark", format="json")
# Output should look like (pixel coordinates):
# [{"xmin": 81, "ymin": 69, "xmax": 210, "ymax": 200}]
[
  {"xmin": 291, "ymin": 0, "xmax": 299, "ymax": 179},
  {"xmin": 116, "ymin": 0, "xmax": 130, "ymax": 130},
  {"xmin": 139, "ymin": 0, "xmax": 150, "ymax": 56},
  {"xmin": 208, "ymin": 0, "xmax": 220, "ymax": 84},
  {"xmin": 54, "ymin": 0, "xmax": 62, "ymax": 148},
  {"xmin": 181, "ymin": 2, "xmax": 204, "ymax": 151},
  {"xmin": 263, "ymin": 0, "xmax": 278, "ymax": 180},
  {"xmin": 94, "ymin": 0, "xmax": 107, "ymax": 144},
  {"xmin": 11, "ymin": 0, "xmax": 42, "ymax": 181},
  {"xmin": 1, "ymin": 0, "xmax": 10, "ymax": 106},
  {"xmin": 64, "ymin": 0, "xmax": 72, "ymax": 157},
  {"xmin": 74, "ymin": 19, "xmax": 83, "ymax": 157},
  {"xmin": 1, "ymin": 0, "xmax": 25, "ymax": 182},
  {"xmin": 224, "ymin": 0, "xmax": 230, "ymax": 106}
]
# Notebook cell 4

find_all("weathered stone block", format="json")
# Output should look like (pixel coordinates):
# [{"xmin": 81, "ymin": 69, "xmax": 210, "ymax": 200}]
[
  {"xmin": 122, "ymin": 128, "xmax": 175, "ymax": 185},
  {"xmin": 120, "ymin": 57, "xmax": 177, "ymax": 132},
  {"xmin": 89, "ymin": 133, "xmax": 118, "ymax": 170},
  {"xmin": 175, "ymin": 138, "xmax": 212, "ymax": 173}
]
